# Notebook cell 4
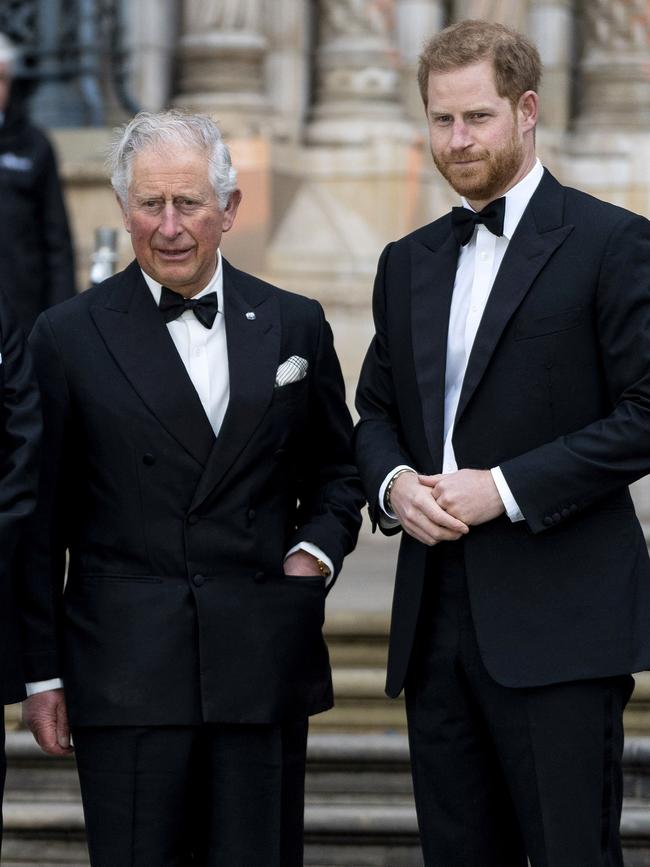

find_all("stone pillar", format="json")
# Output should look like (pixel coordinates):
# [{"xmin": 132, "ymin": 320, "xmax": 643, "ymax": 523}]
[
  {"xmin": 395, "ymin": 0, "xmax": 445, "ymax": 122},
  {"xmin": 264, "ymin": 0, "xmax": 310, "ymax": 141},
  {"xmin": 577, "ymin": 0, "xmax": 650, "ymax": 130},
  {"xmin": 121, "ymin": 0, "xmax": 177, "ymax": 112},
  {"xmin": 528, "ymin": 0, "xmax": 573, "ymax": 131},
  {"xmin": 175, "ymin": 0, "xmax": 269, "ymax": 137},
  {"xmin": 307, "ymin": 0, "xmax": 413, "ymax": 145}
]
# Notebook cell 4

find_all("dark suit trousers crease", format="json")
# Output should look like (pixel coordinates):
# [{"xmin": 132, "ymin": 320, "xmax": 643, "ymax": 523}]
[
  {"xmin": 71, "ymin": 720, "xmax": 308, "ymax": 867},
  {"xmin": 404, "ymin": 542, "xmax": 633, "ymax": 867}
]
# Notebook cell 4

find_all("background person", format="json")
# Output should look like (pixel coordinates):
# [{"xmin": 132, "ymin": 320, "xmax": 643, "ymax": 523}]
[{"xmin": 0, "ymin": 32, "xmax": 75, "ymax": 334}]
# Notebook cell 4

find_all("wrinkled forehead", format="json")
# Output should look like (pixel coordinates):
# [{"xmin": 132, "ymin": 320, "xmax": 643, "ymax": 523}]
[{"xmin": 127, "ymin": 143, "xmax": 211, "ymax": 187}]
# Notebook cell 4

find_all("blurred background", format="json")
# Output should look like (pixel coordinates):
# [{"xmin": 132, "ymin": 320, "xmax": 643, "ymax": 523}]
[{"xmin": 2, "ymin": 1, "xmax": 650, "ymax": 864}]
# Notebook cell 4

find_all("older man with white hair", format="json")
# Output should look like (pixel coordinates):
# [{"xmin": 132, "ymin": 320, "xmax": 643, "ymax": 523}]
[
  {"xmin": 0, "ymin": 32, "xmax": 75, "ymax": 333},
  {"xmin": 21, "ymin": 109, "xmax": 363, "ymax": 867}
]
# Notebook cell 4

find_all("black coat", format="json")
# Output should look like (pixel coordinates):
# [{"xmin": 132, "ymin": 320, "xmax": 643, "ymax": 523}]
[
  {"xmin": 0, "ymin": 96, "xmax": 75, "ymax": 334},
  {"xmin": 23, "ymin": 259, "xmax": 364, "ymax": 725},
  {"xmin": 0, "ymin": 289, "xmax": 41, "ymax": 704},
  {"xmin": 355, "ymin": 170, "xmax": 650, "ymax": 697}
]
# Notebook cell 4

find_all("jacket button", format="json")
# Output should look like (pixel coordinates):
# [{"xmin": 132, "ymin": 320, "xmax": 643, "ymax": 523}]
[
  {"xmin": 543, "ymin": 516, "xmax": 553, "ymax": 526},
  {"xmin": 254, "ymin": 571, "xmax": 265, "ymax": 583},
  {"xmin": 570, "ymin": 504, "xmax": 578, "ymax": 513},
  {"xmin": 561, "ymin": 507, "xmax": 570, "ymax": 519},
  {"xmin": 273, "ymin": 449, "xmax": 286, "ymax": 460},
  {"xmin": 552, "ymin": 512, "xmax": 561, "ymax": 524},
  {"xmin": 192, "ymin": 574, "xmax": 205, "ymax": 587},
  {"xmin": 248, "ymin": 509, "xmax": 256, "ymax": 521},
  {"xmin": 142, "ymin": 453, "xmax": 156, "ymax": 466},
  {"xmin": 187, "ymin": 514, "xmax": 199, "ymax": 526}
]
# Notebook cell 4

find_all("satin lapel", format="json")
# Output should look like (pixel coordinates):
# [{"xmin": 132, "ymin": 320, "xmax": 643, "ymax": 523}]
[
  {"xmin": 190, "ymin": 263, "xmax": 280, "ymax": 510},
  {"xmin": 90, "ymin": 262, "xmax": 216, "ymax": 466},
  {"xmin": 454, "ymin": 176, "xmax": 574, "ymax": 428},
  {"xmin": 409, "ymin": 230, "xmax": 459, "ymax": 469}
]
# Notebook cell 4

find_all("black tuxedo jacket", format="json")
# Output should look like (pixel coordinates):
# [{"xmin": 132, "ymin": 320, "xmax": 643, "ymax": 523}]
[
  {"xmin": 0, "ymin": 290, "xmax": 41, "ymax": 704},
  {"xmin": 355, "ymin": 170, "xmax": 650, "ymax": 697},
  {"xmin": 23, "ymin": 259, "xmax": 363, "ymax": 726}
]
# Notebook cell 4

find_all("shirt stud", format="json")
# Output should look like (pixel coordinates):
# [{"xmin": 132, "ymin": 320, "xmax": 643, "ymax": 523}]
[{"xmin": 245, "ymin": 311, "xmax": 256, "ymax": 321}]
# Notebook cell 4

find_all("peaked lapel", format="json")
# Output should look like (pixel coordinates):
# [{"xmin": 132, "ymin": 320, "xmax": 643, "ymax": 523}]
[
  {"xmin": 90, "ymin": 261, "xmax": 216, "ymax": 466},
  {"xmin": 409, "ymin": 227, "xmax": 459, "ymax": 469},
  {"xmin": 454, "ymin": 171, "xmax": 574, "ymax": 428},
  {"xmin": 190, "ymin": 260, "xmax": 281, "ymax": 510}
]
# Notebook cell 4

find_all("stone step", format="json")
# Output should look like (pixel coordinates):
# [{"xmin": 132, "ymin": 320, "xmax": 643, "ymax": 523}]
[{"xmin": 5, "ymin": 733, "xmax": 650, "ymax": 866}]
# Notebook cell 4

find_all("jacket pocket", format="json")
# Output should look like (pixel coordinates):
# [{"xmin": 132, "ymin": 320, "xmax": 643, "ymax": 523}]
[{"xmin": 514, "ymin": 307, "xmax": 584, "ymax": 340}]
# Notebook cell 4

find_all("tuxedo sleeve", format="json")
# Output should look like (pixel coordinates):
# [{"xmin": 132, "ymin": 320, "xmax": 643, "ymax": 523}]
[
  {"xmin": 21, "ymin": 313, "xmax": 70, "ymax": 681},
  {"xmin": 354, "ymin": 244, "xmax": 418, "ymax": 533},
  {"xmin": 500, "ymin": 212, "xmax": 650, "ymax": 533},
  {"xmin": 286, "ymin": 300, "xmax": 365, "ymax": 586}
]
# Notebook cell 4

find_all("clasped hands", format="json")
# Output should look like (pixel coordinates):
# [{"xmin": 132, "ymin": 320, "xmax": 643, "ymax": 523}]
[{"xmin": 389, "ymin": 469, "xmax": 505, "ymax": 546}]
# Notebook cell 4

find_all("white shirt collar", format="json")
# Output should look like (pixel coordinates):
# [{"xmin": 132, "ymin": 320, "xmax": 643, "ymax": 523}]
[
  {"xmin": 141, "ymin": 249, "xmax": 224, "ymax": 317},
  {"xmin": 461, "ymin": 158, "xmax": 544, "ymax": 241}
]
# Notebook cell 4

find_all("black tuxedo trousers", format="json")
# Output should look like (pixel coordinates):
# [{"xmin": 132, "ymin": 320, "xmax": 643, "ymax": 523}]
[
  {"xmin": 72, "ymin": 719, "xmax": 308, "ymax": 867},
  {"xmin": 406, "ymin": 542, "xmax": 632, "ymax": 867}
]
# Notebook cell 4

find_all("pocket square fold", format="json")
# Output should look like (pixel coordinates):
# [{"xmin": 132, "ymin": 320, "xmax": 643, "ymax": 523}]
[{"xmin": 275, "ymin": 355, "xmax": 308, "ymax": 387}]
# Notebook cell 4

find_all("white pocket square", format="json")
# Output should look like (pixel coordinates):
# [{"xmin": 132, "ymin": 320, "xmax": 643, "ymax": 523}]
[{"xmin": 275, "ymin": 355, "xmax": 308, "ymax": 387}]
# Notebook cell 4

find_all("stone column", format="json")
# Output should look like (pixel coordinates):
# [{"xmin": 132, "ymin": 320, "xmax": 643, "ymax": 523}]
[
  {"xmin": 175, "ymin": 0, "xmax": 269, "ymax": 137},
  {"xmin": 264, "ymin": 0, "xmax": 310, "ymax": 141},
  {"xmin": 307, "ymin": 0, "xmax": 413, "ymax": 145},
  {"xmin": 577, "ymin": 0, "xmax": 650, "ymax": 130},
  {"xmin": 395, "ymin": 0, "xmax": 445, "ymax": 121},
  {"xmin": 528, "ymin": 0, "xmax": 573, "ymax": 131},
  {"xmin": 121, "ymin": 0, "xmax": 177, "ymax": 112}
]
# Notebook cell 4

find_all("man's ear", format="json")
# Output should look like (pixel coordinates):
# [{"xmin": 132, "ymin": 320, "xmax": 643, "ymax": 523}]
[
  {"xmin": 518, "ymin": 90, "xmax": 539, "ymax": 133},
  {"xmin": 222, "ymin": 189, "xmax": 242, "ymax": 234},
  {"xmin": 117, "ymin": 193, "xmax": 131, "ymax": 233}
]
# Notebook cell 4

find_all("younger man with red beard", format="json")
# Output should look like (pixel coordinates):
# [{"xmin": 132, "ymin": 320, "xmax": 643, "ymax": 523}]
[{"xmin": 355, "ymin": 19, "xmax": 650, "ymax": 867}]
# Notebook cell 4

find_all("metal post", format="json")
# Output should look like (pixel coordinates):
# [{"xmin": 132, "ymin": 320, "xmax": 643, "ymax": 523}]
[{"xmin": 90, "ymin": 227, "xmax": 119, "ymax": 286}]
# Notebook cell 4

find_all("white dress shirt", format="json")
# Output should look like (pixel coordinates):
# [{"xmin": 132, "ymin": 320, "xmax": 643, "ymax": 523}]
[
  {"xmin": 380, "ymin": 159, "xmax": 545, "ymax": 524},
  {"xmin": 26, "ymin": 252, "xmax": 332, "ymax": 697}
]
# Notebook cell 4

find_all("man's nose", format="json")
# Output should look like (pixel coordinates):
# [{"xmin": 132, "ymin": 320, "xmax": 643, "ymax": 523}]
[
  {"xmin": 158, "ymin": 204, "xmax": 182, "ymax": 238},
  {"xmin": 449, "ymin": 120, "xmax": 472, "ymax": 150}
]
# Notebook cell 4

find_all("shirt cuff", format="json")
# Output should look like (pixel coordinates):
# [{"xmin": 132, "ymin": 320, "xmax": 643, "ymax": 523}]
[
  {"xmin": 25, "ymin": 678, "xmax": 64, "ymax": 697},
  {"xmin": 490, "ymin": 466, "xmax": 525, "ymax": 522},
  {"xmin": 285, "ymin": 542, "xmax": 334, "ymax": 580},
  {"xmin": 379, "ymin": 465, "xmax": 416, "ymax": 522}
]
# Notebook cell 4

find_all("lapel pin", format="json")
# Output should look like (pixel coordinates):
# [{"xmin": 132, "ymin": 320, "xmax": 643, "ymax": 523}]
[{"xmin": 245, "ymin": 311, "xmax": 256, "ymax": 321}]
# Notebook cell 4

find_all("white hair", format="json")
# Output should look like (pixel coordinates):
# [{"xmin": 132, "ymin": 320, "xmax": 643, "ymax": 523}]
[
  {"xmin": 107, "ymin": 110, "xmax": 238, "ymax": 209},
  {"xmin": 0, "ymin": 33, "xmax": 17, "ymax": 74}
]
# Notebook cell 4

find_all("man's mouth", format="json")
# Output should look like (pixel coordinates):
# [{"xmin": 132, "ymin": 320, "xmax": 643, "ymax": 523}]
[{"xmin": 156, "ymin": 248, "xmax": 193, "ymax": 260}]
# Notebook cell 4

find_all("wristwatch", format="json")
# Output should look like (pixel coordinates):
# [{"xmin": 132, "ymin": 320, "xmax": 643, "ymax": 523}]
[
  {"xmin": 316, "ymin": 559, "xmax": 332, "ymax": 578},
  {"xmin": 384, "ymin": 468, "xmax": 416, "ymax": 513}
]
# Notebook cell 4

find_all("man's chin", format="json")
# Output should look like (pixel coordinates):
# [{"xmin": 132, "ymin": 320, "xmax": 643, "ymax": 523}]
[{"xmin": 446, "ymin": 170, "xmax": 504, "ymax": 203}]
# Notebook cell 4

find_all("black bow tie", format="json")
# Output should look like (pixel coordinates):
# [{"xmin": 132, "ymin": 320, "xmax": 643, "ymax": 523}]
[
  {"xmin": 451, "ymin": 197, "xmax": 506, "ymax": 246},
  {"xmin": 158, "ymin": 285, "xmax": 218, "ymax": 329}
]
